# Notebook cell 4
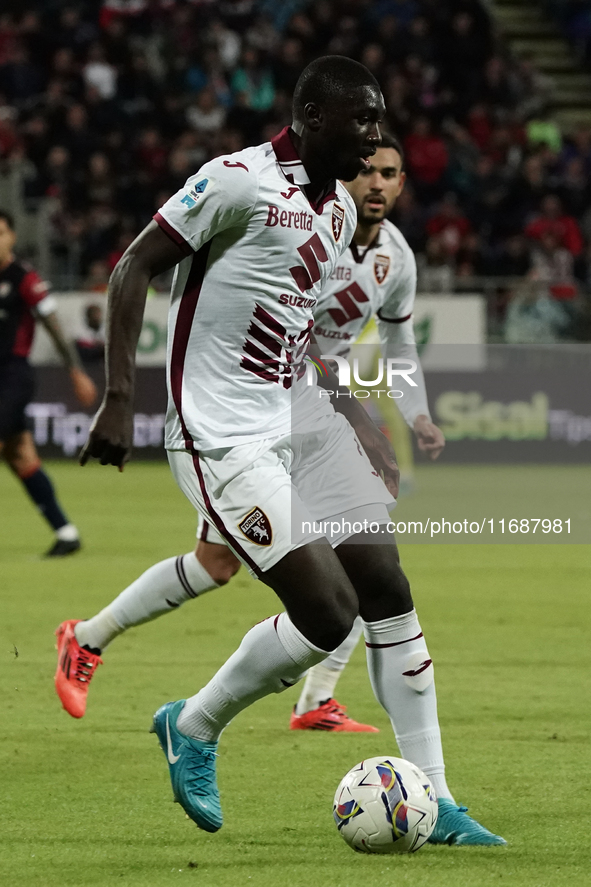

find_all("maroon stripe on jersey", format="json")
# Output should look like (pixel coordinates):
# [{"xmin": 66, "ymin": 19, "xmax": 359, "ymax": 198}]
[
  {"xmin": 170, "ymin": 243, "xmax": 211, "ymax": 443},
  {"xmin": 189, "ymin": 450, "xmax": 262, "ymax": 577},
  {"xmin": 297, "ymin": 320, "xmax": 314, "ymax": 341},
  {"xmin": 365, "ymin": 632, "xmax": 423, "ymax": 649},
  {"xmin": 254, "ymin": 303, "xmax": 286, "ymax": 339},
  {"xmin": 167, "ymin": 242, "xmax": 262, "ymax": 577},
  {"xmin": 247, "ymin": 321, "xmax": 282, "ymax": 356},
  {"xmin": 240, "ymin": 356, "xmax": 280, "ymax": 382},
  {"xmin": 376, "ymin": 308, "xmax": 412, "ymax": 324},
  {"xmin": 200, "ymin": 521, "xmax": 209, "ymax": 542},
  {"xmin": 153, "ymin": 212, "xmax": 193, "ymax": 256},
  {"xmin": 243, "ymin": 339, "xmax": 281, "ymax": 370}
]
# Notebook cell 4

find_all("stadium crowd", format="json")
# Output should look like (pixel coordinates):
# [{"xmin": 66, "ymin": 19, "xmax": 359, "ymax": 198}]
[{"xmin": 1, "ymin": 0, "xmax": 591, "ymax": 341}]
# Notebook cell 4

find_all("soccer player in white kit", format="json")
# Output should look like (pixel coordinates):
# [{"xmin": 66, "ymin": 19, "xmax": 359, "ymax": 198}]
[
  {"xmin": 55, "ymin": 137, "xmax": 444, "ymax": 733},
  {"xmin": 60, "ymin": 58, "xmax": 504, "ymax": 845}
]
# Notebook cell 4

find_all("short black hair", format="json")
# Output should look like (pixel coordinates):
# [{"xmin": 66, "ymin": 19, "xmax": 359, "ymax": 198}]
[
  {"xmin": 293, "ymin": 55, "xmax": 381, "ymax": 118},
  {"xmin": 378, "ymin": 131, "xmax": 405, "ymax": 170},
  {"xmin": 0, "ymin": 209, "xmax": 15, "ymax": 230}
]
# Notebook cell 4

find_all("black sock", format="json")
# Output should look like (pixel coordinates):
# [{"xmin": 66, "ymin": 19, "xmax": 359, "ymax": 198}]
[{"xmin": 20, "ymin": 468, "xmax": 69, "ymax": 531}]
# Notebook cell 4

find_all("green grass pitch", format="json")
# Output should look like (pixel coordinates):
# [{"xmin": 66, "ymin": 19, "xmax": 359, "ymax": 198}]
[{"xmin": 1, "ymin": 462, "xmax": 590, "ymax": 887}]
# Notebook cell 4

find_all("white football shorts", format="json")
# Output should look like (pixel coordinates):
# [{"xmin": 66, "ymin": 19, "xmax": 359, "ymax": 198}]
[{"xmin": 169, "ymin": 410, "xmax": 394, "ymax": 576}]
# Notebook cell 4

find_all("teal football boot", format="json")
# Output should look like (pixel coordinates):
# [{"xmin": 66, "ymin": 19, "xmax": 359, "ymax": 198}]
[
  {"xmin": 150, "ymin": 699, "xmax": 222, "ymax": 832},
  {"xmin": 428, "ymin": 799, "xmax": 507, "ymax": 846}
]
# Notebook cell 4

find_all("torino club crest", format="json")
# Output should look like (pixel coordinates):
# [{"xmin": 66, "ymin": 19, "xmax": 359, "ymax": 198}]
[
  {"xmin": 238, "ymin": 507, "xmax": 273, "ymax": 546},
  {"xmin": 332, "ymin": 203, "xmax": 345, "ymax": 242},
  {"xmin": 374, "ymin": 254, "xmax": 390, "ymax": 284}
]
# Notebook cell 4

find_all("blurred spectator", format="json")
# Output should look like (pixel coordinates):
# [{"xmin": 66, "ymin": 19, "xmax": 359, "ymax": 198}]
[
  {"xmin": 426, "ymin": 193, "xmax": 471, "ymax": 257},
  {"xmin": 405, "ymin": 16, "xmax": 435, "ymax": 65},
  {"xmin": 82, "ymin": 43, "xmax": 117, "ymax": 100},
  {"xmin": 455, "ymin": 232, "xmax": 487, "ymax": 277},
  {"xmin": 373, "ymin": 0, "xmax": 419, "ymax": 28},
  {"xmin": 186, "ymin": 87, "xmax": 227, "ymax": 136},
  {"xmin": 557, "ymin": 156, "xmax": 591, "ymax": 217},
  {"xmin": 135, "ymin": 127, "xmax": 167, "ymax": 183},
  {"xmin": 526, "ymin": 106, "xmax": 562, "ymax": 153},
  {"xmin": 0, "ymin": 0, "xmax": 586, "ymax": 345},
  {"xmin": 441, "ymin": 11, "xmax": 490, "ymax": 109},
  {"xmin": 404, "ymin": 116, "xmax": 448, "ymax": 202},
  {"xmin": 416, "ymin": 236, "xmax": 455, "ymax": 293},
  {"xmin": 466, "ymin": 103, "xmax": 492, "ymax": 152},
  {"xmin": 84, "ymin": 152, "xmax": 117, "ymax": 206},
  {"xmin": 512, "ymin": 53, "xmax": 553, "ymax": 120},
  {"xmin": 0, "ymin": 43, "xmax": 45, "ymax": 104},
  {"xmin": 58, "ymin": 103, "xmax": 98, "ymax": 168},
  {"xmin": 326, "ymin": 15, "xmax": 360, "ymax": 57},
  {"xmin": 106, "ymin": 231, "xmax": 135, "ymax": 273},
  {"xmin": 209, "ymin": 18, "xmax": 242, "ymax": 69},
  {"xmin": 468, "ymin": 154, "xmax": 509, "ymax": 235},
  {"xmin": 529, "ymin": 232, "xmax": 578, "ymax": 300},
  {"xmin": 525, "ymin": 195, "xmax": 584, "ymax": 257},
  {"xmin": 493, "ymin": 235, "xmax": 532, "ymax": 277},
  {"xmin": 506, "ymin": 154, "xmax": 551, "ymax": 228},
  {"xmin": 445, "ymin": 122, "xmax": 480, "ymax": 197},
  {"xmin": 82, "ymin": 261, "xmax": 110, "ymax": 293},
  {"xmin": 273, "ymin": 38, "xmax": 306, "ymax": 94},
  {"xmin": 389, "ymin": 183, "xmax": 426, "ymax": 253},
  {"xmin": 480, "ymin": 56, "xmax": 515, "ymax": 110},
  {"xmin": 504, "ymin": 286, "xmax": 572, "ymax": 343},
  {"xmin": 75, "ymin": 301, "xmax": 106, "ymax": 363},
  {"xmin": 560, "ymin": 124, "xmax": 591, "ymax": 174},
  {"xmin": 231, "ymin": 48, "xmax": 274, "ymax": 111}
]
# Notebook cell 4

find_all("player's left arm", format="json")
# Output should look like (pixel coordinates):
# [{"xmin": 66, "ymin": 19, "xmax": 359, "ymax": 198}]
[
  {"xmin": 376, "ymin": 251, "xmax": 445, "ymax": 461},
  {"xmin": 37, "ymin": 312, "xmax": 97, "ymax": 407},
  {"xmin": 308, "ymin": 335, "xmax": 399, "ymax": 498},
  {"xmin": 21, "ymin": 270, "xmax": 98, "ymax": 408}
]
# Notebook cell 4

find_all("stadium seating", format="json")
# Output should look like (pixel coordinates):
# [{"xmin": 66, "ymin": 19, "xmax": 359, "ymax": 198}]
[{"xmin": 0, "ymin": 0, "xmax": 590, "ymax": 340}]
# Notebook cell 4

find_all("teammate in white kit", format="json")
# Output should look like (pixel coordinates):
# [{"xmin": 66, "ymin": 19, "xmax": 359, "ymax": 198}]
[{"xmin": 57, "ymin": 57, "xmax": 504, "ymax": 846}]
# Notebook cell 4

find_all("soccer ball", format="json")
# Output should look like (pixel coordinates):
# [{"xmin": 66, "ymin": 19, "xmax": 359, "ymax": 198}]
[{"xmin": 333, "ymin": 756, "xmax": 438, "ymax": 854}]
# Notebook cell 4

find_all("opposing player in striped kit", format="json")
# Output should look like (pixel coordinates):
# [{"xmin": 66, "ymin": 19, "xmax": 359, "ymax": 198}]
[{"xmin": 57, "ymin": 57, "xmax": 503, "ymax": 845}]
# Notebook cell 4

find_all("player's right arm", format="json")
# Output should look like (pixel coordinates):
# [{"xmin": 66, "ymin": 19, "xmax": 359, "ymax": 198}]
[
  {"xmin": 80, "ymin": 159, "xmax": 258, "ymax": 470},
  {"xmin": 79, "ymin": 222, "xmax": 188, "ymax": 469}
]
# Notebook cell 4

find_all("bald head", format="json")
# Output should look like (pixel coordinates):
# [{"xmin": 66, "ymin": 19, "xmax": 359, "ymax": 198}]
[
  {"xmin": 293, "ymin": 55, "xmax": 381, "ymax": 124},
  {"xmin": 290, "ymin": 56, "xmax": 384, "ymax": 183}
]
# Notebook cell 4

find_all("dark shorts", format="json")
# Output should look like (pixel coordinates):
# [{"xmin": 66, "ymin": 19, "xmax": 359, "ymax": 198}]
[{"xmin": 0, "ymin": 357, "xmax": 35, "ymax": 442}]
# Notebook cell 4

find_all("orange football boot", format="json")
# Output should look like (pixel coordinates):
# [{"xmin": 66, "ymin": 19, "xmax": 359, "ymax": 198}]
[
  {"xmin": 289, "ymin": 698, "xmax": 379, "ymax": 732},
  {"xmin": 54, "ymin": 619, "xmax": 102, "ymax": 718}
]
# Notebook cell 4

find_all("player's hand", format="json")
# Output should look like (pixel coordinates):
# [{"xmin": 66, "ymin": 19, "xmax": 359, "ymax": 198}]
[
  {"xmin": 413, "ymin": 415, "xmax": 445, "ymax": 461},
  {"xmin": 79, "ymin": 393, "xmax": 134, "ymax": 471},
  {"xmin": 355, "ymin": 421, "xmax": 400, "ymax": 499},
  {"xmin": 70, "ymin": 367, "xmax": 98, "ymax": 408}
]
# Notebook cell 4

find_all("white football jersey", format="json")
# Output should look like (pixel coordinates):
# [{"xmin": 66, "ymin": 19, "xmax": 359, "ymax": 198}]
[
  {"xmin": 314, "ymin": 218, "xmax": 416, "ymax": 355},
  {"xmin": 313, "ymin": 219, "xmax": 430, "ymax": 424},
  {"xmin": 154, "ymin": 127, "xmax": 356, "ymax": 451}
]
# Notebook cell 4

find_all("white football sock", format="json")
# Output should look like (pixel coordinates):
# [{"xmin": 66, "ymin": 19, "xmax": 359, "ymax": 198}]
[
  {"xmin": 177, "ymin": 613, "xmax": 328, "ymax": 742},
  {"xmin": 56, "ymin": 523, "xmax": 79, "ymax": 542},
  {"xmin": 74, "ymin": 552, "xmax": 217, "ymax": 651},
  {"xmin": 294, "ymin": 616, "xmax": 363, "ymax": 715},
  {"xmin": 363, "ymin": 609, "xmax": 454, "ymax": 802}
]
